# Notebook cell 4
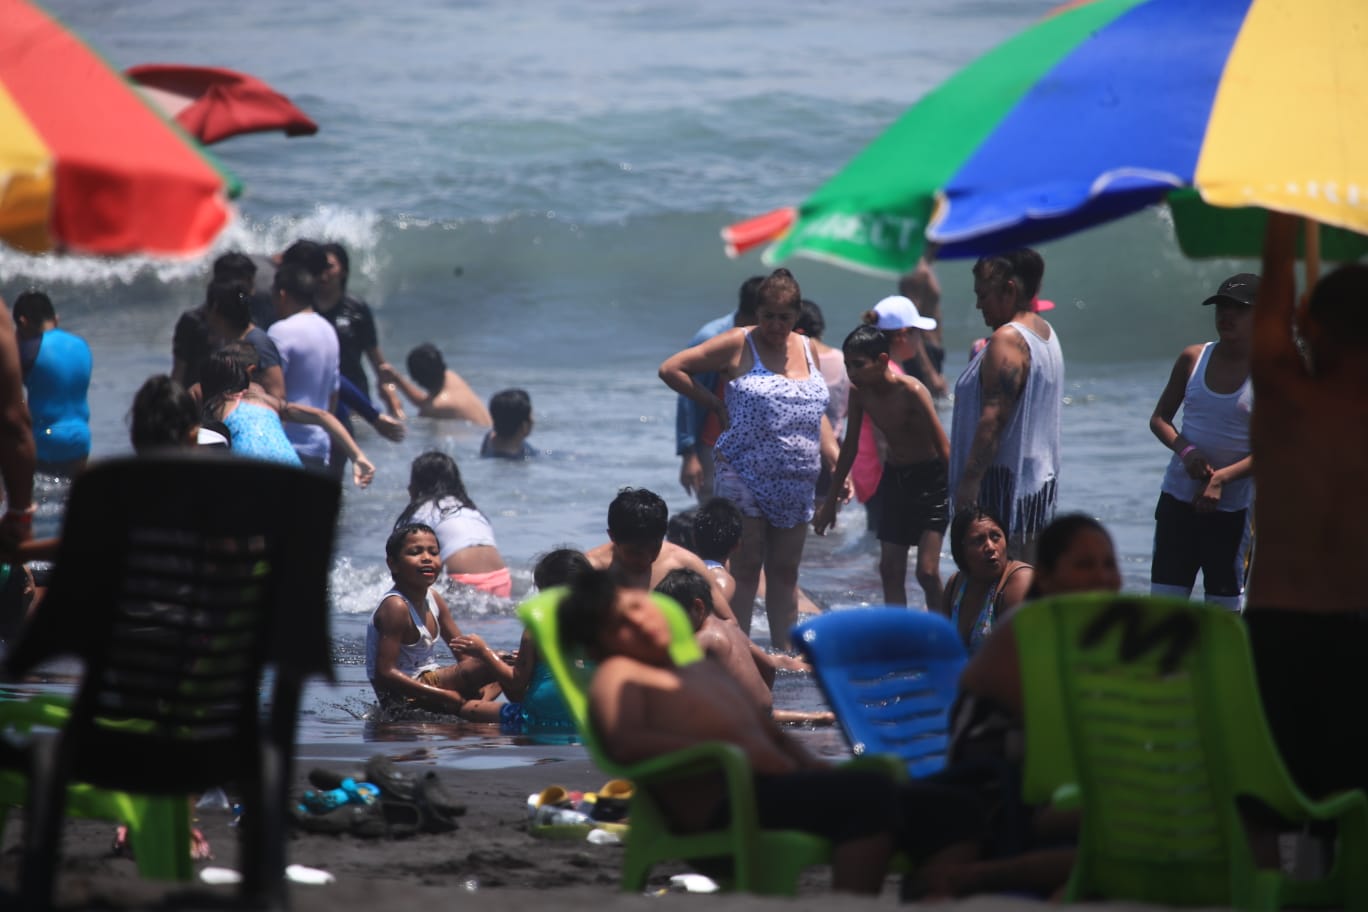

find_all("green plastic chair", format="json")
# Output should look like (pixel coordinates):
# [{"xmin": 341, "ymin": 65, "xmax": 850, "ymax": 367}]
[
  {"xmin": 1015, "ymin": 594, "xmax": 1368, "ymax": 909},
  {"xmin": 0, "ymin": 696, "xmax": 191, "ymax": 881},
  {"xmin": 518, "ymin": 586, "xmax": 838, "ymax": 895}
]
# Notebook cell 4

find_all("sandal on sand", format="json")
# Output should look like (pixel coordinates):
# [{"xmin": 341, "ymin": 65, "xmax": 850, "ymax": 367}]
[
  {"xmin": 308, "ymin": 766, "xmax": 361, "ymax": 792},
  {"xmin": 533, "ymin": 785, "xmax": 576, "ymax": 810},
  {"xmin": 379, "ymin": 796, "xmax": 424, "ymax": 838},
  {"xmin": 291, "ymin": 802, "xmax": 386, "ymax": 839},
  {"xmin": 363, "ymin": 755, "xmax": 464, "ymax": 833},
  {"xmin": 418, "ymin": 772, "xmax": 466, "ymax": 823},
  {"xmin": 364, "ymin": 754, "xmax": 419, "ymax": 803},
  {"xmin": 589, "ymin": 779, "xmax": 633, "ymax": 823}
]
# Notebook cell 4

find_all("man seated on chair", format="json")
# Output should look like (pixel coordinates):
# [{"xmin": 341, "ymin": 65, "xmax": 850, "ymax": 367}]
[{"xmin": 558, "ymin": 568, "xmax": 984, "ymax": 895}]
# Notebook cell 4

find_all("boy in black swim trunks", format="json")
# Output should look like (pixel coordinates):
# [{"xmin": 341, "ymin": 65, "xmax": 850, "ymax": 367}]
[
  {"xmin": 559, "ymin": 569, "xmax": 983, "ymax": 895},
  {"xmin": 814, "ymin": 325, "xmax": 951, "ymax": 608}
]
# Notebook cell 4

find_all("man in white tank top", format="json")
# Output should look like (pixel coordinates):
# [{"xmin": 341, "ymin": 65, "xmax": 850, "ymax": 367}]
[
  {"xmin": 1148, "ymin": 274, "xmax": 1256, "ymax": 611},
  {"xmin": 949, "ymin": 249, "xmax": 1063, "ymax": 561}
]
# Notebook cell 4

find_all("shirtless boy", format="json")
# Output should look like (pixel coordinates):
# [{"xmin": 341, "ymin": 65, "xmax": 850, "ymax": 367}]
[
  {"xmin": 692, "ymin": 496, "xmax": 742, "ymax": 607},
  {"xmin": 586, "ymin": 487, "xmax": 735, "ymax": 623},
  {"xmin": 656, "ymin": 568, "xmax": 828, "ymax": 725},
  {"xmin": 560, "ymin": 569, "xmax": 983, "ymax": 893},
  {"xmin": 365, "ymin": 523, "xmax": 503, "ymax": 718},
  {"xmin": 380, "ymin": 344, "xmax": 492, "ymax": 425},
  {"xmin": 1243, "ymin": 213, "xmax": 1368, "ymax": 800},
  {"xmin": 814, "ymin": 325, "xmax": 951, "ymax": 608},
  {"xmin": 480, "ymin": 388, "xmax": 536, "ymax": 459}
]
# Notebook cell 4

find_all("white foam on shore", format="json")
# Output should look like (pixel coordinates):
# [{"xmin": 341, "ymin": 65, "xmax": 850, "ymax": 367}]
[{"xmin": 0, "ymin": 205, "xmax": 384, "ymax": 289}]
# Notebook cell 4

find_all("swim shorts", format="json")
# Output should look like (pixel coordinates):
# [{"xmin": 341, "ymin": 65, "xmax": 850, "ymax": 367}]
[
  {"xmin": 449, "ymin": 566, "xmax": 513, "ymax": 598},
  {"xmin": 709, "ymin": 768, "xmax": 897, "ymax": 845},
  {"xmin": 1151, "ymin": 493, "xmax": 1251, "ymax": 600},
  {"xmin": 709, "ymin": 769, "xmax": 985, "ymax": 859},
  {"xmin": 875, "ymin": 459, "xmax": 950, "ymax": 547},
  {"xmin": 1243, "ymin": 609, "xmax": 1368, "ymax": 800},
  {"xmin": 499, "ymin": 701, "xmax": 524, "ymax": 733}
]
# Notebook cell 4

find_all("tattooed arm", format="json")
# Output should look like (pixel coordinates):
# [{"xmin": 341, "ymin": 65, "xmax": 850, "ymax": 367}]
[{"xmin": 954, "ymin": 325, "xmax": 1029, "ymax": 506}]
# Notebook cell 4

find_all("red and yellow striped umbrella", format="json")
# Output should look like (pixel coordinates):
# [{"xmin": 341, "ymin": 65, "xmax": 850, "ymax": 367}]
[{"xmin": 0, "ymin": 0, "xmax": 238, "ymax": 256}]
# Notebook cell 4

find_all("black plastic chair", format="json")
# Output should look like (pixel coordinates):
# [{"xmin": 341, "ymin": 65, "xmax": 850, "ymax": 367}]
[{"xmin": 0, "ymin": 453, "xmax": 340, "ymax": 910}]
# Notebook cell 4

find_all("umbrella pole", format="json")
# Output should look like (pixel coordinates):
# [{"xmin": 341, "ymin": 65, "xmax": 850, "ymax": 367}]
[{"xmin": 1304, "ymin": 219, "xmax": 1321, "ymax": 289}]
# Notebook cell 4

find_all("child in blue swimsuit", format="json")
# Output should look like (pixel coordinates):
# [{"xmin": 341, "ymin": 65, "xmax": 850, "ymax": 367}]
[{"xmin": 448, "ymin": 549, "xmax": 583, "ymax": 734}]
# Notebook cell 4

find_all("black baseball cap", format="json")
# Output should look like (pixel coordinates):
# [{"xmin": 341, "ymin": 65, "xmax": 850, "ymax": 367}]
[{"xmin": 1202, "ymin": 273, "xmax": 1260, "ymax": 306}]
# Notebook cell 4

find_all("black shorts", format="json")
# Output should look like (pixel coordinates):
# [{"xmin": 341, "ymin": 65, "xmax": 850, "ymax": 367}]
[
  {"xmin": 1151, "ymin": 493, "xmax": 1251, "ymax": 597},
  {"xmin": 713, "ymin": 768, "xmax": 985, "ymax": 859},
  {"xmin": 0, "ymin": 562, "xmax": 30, "ymax": 640},
  {"xmin": 1244, "ymin": 609, "xmax": 1368, "ymax": 800},
  {"xmin": 901, "ymin": 342, "xmax": 945, "ymax": 384},
  {"xmin": 875, "ymin": 460, "xmax": 950, "ymax": 547}
]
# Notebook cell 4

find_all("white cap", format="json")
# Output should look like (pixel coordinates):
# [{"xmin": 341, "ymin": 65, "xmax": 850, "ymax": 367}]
[{"xmin": 872, "ymin": 295, "xmax": 936, "ymax": 331}]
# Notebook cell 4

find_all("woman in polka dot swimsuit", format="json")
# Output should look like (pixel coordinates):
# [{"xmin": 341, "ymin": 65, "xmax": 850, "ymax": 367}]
[{"xmin": 659, "ymin": 268, "xmax": 838, "ymax": 649}]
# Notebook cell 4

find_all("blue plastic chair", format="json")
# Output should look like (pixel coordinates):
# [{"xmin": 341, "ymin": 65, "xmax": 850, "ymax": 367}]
[{"xmin": 793, "ymin": 608, "xmax": 967, "ymax": 778}]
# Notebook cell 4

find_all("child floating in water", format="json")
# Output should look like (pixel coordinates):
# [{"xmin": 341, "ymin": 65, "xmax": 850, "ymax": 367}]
[{"xmin": 480, "ymin": 388, "xmax": 537, "ymax": 459}]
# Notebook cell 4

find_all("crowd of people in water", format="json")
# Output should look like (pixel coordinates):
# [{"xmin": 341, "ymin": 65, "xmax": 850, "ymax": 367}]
[{"xmin": 1, "ymin": 214, "xmax": 1365, "ymax": 898}]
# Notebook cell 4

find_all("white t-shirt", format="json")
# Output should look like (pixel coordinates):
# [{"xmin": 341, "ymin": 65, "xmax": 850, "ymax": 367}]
[
  {"xmin": 268, "ymin": 310, "xmax": 340, "ymax": 461},
  {"xmin": 404, "ymin": 497, "xmax": 499, "ymax": 562}
]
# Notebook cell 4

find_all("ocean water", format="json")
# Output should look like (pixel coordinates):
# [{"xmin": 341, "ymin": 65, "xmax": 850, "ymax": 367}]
[{"xmin": 2, "ymin": 0, "xmax": 1259, "ymax": 767}]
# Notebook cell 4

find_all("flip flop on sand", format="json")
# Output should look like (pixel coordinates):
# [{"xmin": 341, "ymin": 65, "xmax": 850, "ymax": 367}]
[
  {"xmin": 586, "ymin": 779, "xmax": 633, "ymax": 823},
  {"xmin": 526, "ymin": 784, "xmax": 630, "ymax": 840}
]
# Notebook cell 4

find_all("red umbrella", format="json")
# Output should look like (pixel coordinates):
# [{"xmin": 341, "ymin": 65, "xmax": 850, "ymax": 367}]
[
  {"xmin": 0, "ymin": 0, "xmax": 237, "ymax": 256},
  {"xmin": 126, "ymin": 64, "xmax": 319, "ymax": 146}
]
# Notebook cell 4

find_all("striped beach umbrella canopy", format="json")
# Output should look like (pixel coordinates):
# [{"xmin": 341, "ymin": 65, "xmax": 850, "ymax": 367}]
[
  {"xmin": 0, "ymin": 0, "xmax": 239, "ymax": 256},
  {"xmin": 727, "ymin": 0, "xmax": 1368, "ymax": 277}
]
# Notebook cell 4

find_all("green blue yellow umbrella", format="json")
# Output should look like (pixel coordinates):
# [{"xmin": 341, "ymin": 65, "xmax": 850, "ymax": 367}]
[{"xmin": 727, "ymin": 0, "xmax": 1368, "ymax": 277}]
